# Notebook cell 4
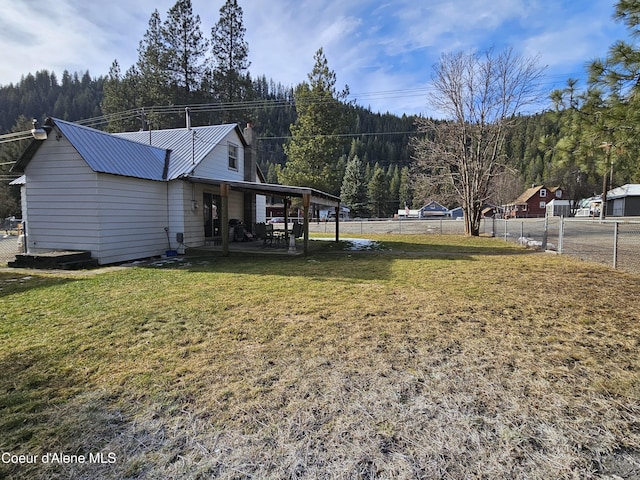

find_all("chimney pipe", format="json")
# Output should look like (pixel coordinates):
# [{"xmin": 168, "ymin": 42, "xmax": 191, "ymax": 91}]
[
  {"xmin": 185, "ymin": 107, "xmax": 191, "ymax": 130},
  {"xmin": 243, "ymin": 122, "xmax": 253, "ymax": 146}
]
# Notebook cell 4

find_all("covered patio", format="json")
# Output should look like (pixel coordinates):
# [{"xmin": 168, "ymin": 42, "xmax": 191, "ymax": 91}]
[{"xmin": 186, "ymin": 177, "xmax": 342, "ymax": 256}]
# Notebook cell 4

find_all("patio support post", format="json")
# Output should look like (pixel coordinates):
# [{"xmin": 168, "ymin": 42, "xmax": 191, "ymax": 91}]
[
  {"xmin": 303, "ymin": 194, "xmax": 310, "ymax": 255},
  {"xmin": 335, "ymin": 206, "xmax": 340, "ymax": 243},
  {"xmin": 284, "ymin": 196, "xmax": 289, "ymax": 244},
  {"xmin": 221, "ymin": 183, "xmax": 229, "ymax": 256}
]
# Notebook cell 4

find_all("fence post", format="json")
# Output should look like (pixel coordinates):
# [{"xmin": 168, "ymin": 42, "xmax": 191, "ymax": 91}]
[
  {"xmin": 521, "ymin": 222, "xmax": 524, "ymax": 240},
  {"xmin": 558, "ymin": 216, "xmax": 564, "ymax": 254},
  {"xmin": 504, "ymin": 219, "xmax": 508, "ymax": 241},
  {"xmin": 542, "ymin": 215, "xmax": 548, "ymax": 250},
  {"xmin": 613, "ymin": 221, "xmax": 619, "ymax": 269}
]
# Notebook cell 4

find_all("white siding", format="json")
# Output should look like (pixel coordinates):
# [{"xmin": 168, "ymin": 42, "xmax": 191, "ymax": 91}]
[
  {"xmin": 167, "ymin": 181, "xmax": 187, "ymax": 251},
  {"xmin": 256, "ymin": 195, "xmax": 266, "ymax": 223},
  {"xmin": 228, "ymin": 191, "xmax": 243, "ymax": 220},
  {"xmin": 180, "ymin": 181, "xmax": 206, "ymax": 249},
  {"xmin": 95, "ymin": 174, "xmax": 169, "ymax": 264},
  {"xmin": 24, "ymin": 138, "xmax": 101, "ymax": 254},
  {"xmin": 192, "ymin": 131, "xmax": 245, "ymax": 181},
  {"xmin": 24, "ymin": 136, "xmax": 172, "ymax": 265}
]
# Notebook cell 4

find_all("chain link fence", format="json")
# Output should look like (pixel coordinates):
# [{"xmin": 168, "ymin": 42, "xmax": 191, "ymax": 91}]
[
  {"xmin": 0, "ymin": 219, "xmax": 23, "ymax": 266},
  {"xmin": 3, "ymin": 218, "xmax": 639, "ymax": 273},
  {"xmin": 483, "ymin": 217, "xmax": 640, "ymax": 273},
  {"xmin": 486, "ymin": 217, "xmax": 640, "ymax": 274},
  {"xmin": 309, "ymin": 218, "xmax": 468, "ymax": 236},
  {"xmin": 310, "ymin": 217, "xmax": 640, "ymax": 274}
]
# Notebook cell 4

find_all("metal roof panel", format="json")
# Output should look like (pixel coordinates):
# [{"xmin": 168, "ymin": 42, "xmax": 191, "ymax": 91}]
[
  {"xmin": 607, "ymin": 184, "xmax": 640, "ymax": 200},
  {"xmin": 53, "ymin": 118, "xmax": 169, "ymax": 180},
  {"xmin": 115, "ymin": 124, "xmax": 241, "ymax": 179}
]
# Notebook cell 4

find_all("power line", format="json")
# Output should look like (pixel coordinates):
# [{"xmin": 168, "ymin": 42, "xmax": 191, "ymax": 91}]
[
  {"xmin": 2, "ymin": 73, "xmax": 588, "ymax": 144},
  {"xmin": 257, "ymin": 130, "xmax": 420, "ymax": 141}
]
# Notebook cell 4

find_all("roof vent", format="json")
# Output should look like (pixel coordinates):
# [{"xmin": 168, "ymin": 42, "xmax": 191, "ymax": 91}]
[{"xmin": 185, "ymin": 107, "xmax": 191, "ymax": 130}]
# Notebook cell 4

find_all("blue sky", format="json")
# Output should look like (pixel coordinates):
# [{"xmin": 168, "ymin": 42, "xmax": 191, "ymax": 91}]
[{"xmin": 0, "ymin": 0, "xmax": 631, "ymax": 117}]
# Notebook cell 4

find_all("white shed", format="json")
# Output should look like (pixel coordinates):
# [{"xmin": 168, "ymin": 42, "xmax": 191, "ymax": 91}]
[{"xmin": 546, "ymin": 199, "xmax": 572, "ymax": 217}]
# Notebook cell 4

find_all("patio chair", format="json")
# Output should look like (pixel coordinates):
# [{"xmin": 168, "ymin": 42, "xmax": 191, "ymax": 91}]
[
  {"xmin": 255, "ymin": 222, "xmax": 274, "ymax": 246},
  {"xmin": 292, "ymin": 222, "xmax": 304, "ymax": 239}
]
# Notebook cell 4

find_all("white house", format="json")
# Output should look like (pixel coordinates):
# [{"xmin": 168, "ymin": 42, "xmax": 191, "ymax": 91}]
[{"xmin": 11, "ymin": 117, "xmax": 340, "ymax": 265}]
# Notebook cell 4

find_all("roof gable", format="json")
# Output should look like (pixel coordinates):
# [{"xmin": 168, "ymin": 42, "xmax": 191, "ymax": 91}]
[
  {"xmin": 13, "ymin": 118, "xmax": 169, "ymax": 181},
  {"xmin": 421, "ymin": 200, "xmax": 448, "ymax": 211},
  {"xmin": 115, "ymin": 124, "xmax": 245, "ymax": 179},
  {"xmin": 513, "ymin": 185, "xmax": 543, "ymax": 204}
]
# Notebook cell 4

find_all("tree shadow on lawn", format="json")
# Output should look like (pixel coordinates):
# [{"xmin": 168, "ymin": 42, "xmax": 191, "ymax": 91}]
[
  {"xmin": 0, "ymin": 272, "xmax": 78, "ymax": 299},
  {"xmin": 146, "ymin": 238, "xmax": 533, "ymax": 282}
]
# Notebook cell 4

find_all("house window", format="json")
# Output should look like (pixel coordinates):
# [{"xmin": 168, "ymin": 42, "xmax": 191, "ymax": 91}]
[
  {"xmin": 555, "ymin": 189, "xmax": 562, "ymax": 198},
  {"xmin": 540, "ymin": 201, "xmax": 546, "ymax": 209},
  {"xmin": 228, "ymin": 143, "xmax": 238, "ymax": 170},
  {"xmin": 540, "ymin": 188, "xmax": 547, "ymax": 198}
]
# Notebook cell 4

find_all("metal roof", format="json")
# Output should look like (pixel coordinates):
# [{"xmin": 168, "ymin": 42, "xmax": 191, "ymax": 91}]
[
  {"xmin": 49, "ymin": 119, "xmax": 169, "ymax": 180},
  {"xmin": 115, "ymin": 124, "xmax": 244, "ymax": 180},
  {"xmin": 607, "ymin": 184, "xmax": 640, "ymax": 200},
  {"xmin": 9, "ymin": 175, "xmax": 25, "ymax": 185},
  {"xmin": 186, "ymin": 176, "xmax": 341, "ymax": 208}
]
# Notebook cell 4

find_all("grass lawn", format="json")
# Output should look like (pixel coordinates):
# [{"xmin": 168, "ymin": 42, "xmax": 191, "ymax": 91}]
[{"xmin": 1, "ymin": 234, "xmax": 639, "ymax": 479}]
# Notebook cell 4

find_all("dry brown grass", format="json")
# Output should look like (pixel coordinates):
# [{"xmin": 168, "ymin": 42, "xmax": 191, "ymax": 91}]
[{"xmin": 1, "ymin": 236, "xmax": 639, "ymax": 479}]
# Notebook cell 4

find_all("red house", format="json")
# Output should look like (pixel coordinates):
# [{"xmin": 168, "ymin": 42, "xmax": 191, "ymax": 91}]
[{"xmin": 504, "ymin": 185, "xmax": 564, "ymax": 218}]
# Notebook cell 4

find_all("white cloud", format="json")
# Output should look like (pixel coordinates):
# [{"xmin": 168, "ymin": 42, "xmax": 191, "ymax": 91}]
[{"xmin": 0, "ymin": 0, "xmax": 631, "ymax": 116}]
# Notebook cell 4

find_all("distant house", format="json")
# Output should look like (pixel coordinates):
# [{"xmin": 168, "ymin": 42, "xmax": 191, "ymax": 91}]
[
  {"xmin": 606, "ymin": 184, "xmax": 640, "ymax": 216},
  {"xmin": 11, "ymin": 117, "xmax": 340, "ymax": 265},
  {"xmin": 447, "ymin": 205, "xmax": 500, "ymax": 219},
  {"xmin": 504, "ymin": 185, "xmax": 564, "ymax": 218},
  {"xmin": 448, "ymin": 206, "xmax": 464, "ymax": 219},
  {"xmin": 419, "ymin": 201, "xmax": 448, "ymax": 217}
]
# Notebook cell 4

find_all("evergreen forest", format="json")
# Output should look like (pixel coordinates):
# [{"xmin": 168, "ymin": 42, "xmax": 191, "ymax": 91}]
[{"xmin": 2, "ymin": 0, "xmax": 640, "ymax": 220}]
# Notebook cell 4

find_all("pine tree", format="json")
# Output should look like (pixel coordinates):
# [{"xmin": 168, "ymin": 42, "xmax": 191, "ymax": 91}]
[
  {"xmin": 280, "ymin": 48, "xmax": 351, "ymax": 194},
  {"xmin": 398, "ymin": 166, "xmax": 412, "ymax": 208},
  {"xmin": 368, "ymin": 164, "xmax": 388, "ymax": 217},
  {"xmin": 388, "ymin": 164, "xmax": 400, "ymax": 213},
  {"xmin": 161, "ymin": 0, "xmax": 208, "ymax": 102},
  {"xmin": 102, "ymin": 61, "xmax": 140, "ymax": 132},
  {"xmin": 136, "ymin": 9, "xmax": 172, "ymax": 124},
  {"xmin": 209, "ymin": 0, "xmax": 252, "ymax": 113},
  {"xmin": 340, "ymin": 155, "xmax": 367, "ymax": 216}
]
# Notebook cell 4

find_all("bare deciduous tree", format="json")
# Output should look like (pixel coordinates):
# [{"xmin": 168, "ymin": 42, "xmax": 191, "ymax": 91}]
[{"xmin": 411, "ymin": 48, "xmax": 545, "ymax": 235}]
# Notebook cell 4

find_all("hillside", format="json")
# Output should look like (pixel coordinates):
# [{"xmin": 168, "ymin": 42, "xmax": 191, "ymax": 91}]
[{"xmin": 0, "ymin": 69, "xmax": 590, "ymax": 217}]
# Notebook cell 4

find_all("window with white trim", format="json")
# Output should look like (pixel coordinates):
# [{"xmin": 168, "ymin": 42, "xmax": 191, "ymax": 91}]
[
  {"xmin": 228, "ymin": 143, "xmax": 238, "ymax": 170},
  {"xmin": 540, "ymin": 201, "xmax": 546, "ymax": 209},
  {"xmin": 540, "ymin": 188, "xmax": 547, "ymax": 198}
]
